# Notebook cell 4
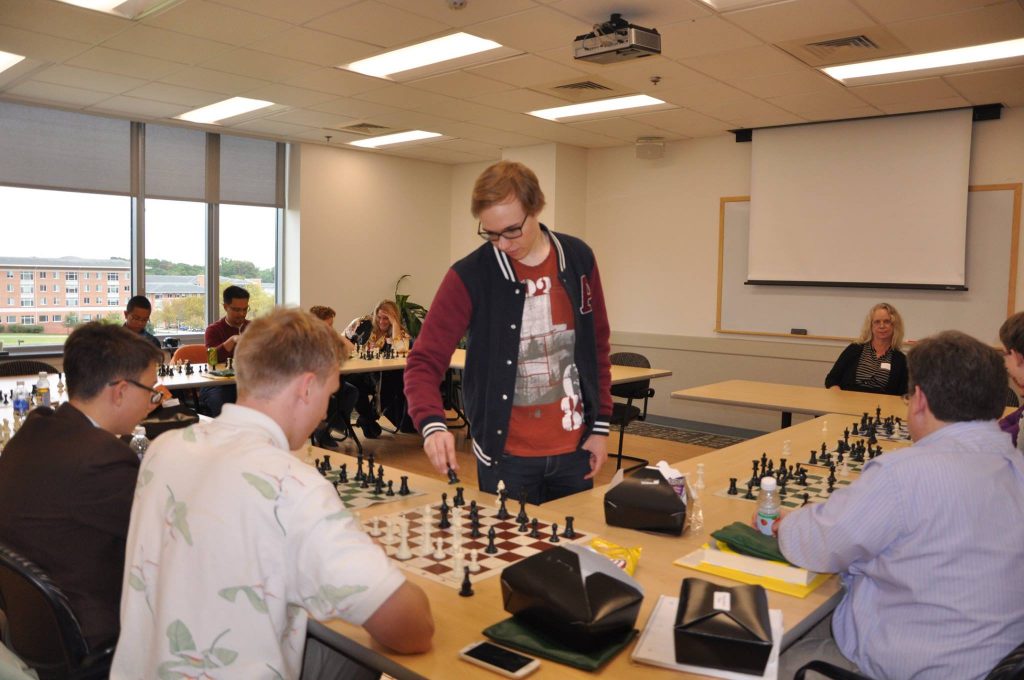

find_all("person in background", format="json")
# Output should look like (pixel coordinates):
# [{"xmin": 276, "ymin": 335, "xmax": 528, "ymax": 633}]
[
  {"xmin": 779, "ymin": 331, "xmax": 1024, "ymax": 680},
  {"xmin": 0, "ymin": 323, "xmax": 162, "ymax": 650},
  {"xmin": 997, "ymin": 310, "xmax": 1024, "ymax": 450},
  {"xmin": 123, "ymin": 295, "xmax": 162, "ymax": 350},
  {"xmin": 825, "ymin": 302, "xmax": 908, "ymax": 395},
  {"xmin": 113, "ymin": 308, "xmax": 433, "ymax": 678},
  {"xmin": 200, "ymin": 285, "xmax": 250, "ymax": 416},
  {"xmin": 309, "ymin": 304, "xmax": 359, "ymax": 448},
  {"xmin": 343, "ymin": 299, "xmax": 413, "ymax": 438},
  {"xmin": 404, "ymin": 160, "xmax": 611, "ymax": 504}
]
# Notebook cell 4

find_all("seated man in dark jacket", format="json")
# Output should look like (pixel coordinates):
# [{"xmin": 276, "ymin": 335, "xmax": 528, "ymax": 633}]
[{"xmin": 0, "ymin": 323, "xmax": 162, "ymax": 649}]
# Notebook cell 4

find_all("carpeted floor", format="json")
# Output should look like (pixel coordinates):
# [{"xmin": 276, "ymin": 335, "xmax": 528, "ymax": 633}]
[{"xmin": 624, "ymin": 421, "xmax": 748, "ymax": 449}]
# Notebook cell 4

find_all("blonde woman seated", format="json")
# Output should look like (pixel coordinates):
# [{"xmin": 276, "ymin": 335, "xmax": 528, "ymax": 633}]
[
  {"xmin": 825, "ymin": 303, "xmax": 908, "ymax": 396},
  {"xmin": 344, "ymin": 299, "xmax": 414, "ymax": 438}
]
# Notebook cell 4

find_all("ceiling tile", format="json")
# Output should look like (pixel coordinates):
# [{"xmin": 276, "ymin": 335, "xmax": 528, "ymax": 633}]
[
  {"xmin": 432, "ymin": 138, "xmax": 503, "ymax": 158},
  {"xmin": 99, "ymin": 25, "xmax": 233, "ymax": 65},
  {"xmin": 5, "ymin": 80, "xmax": 111, "ymax": 107},
  {"xmin": 124, "ymin": 82, "xmax": 228, "ymax": 107},
  {"xmin": 408, "ymin": 71, "xmax": 514, "ymax": 98},
  {"xmin": 66, "ymin": 47, "xmax": 181, "ymax": 80},
  {"xmin": 0, "ymin": 0, "xmax": 129, "ymax": 43},
  {"xmin": 242, "ymin": 83, "xmax": 337, "ymax": 108},
  {"xmin": 874, "ymin": 96, "xmax": 972, "ymax": 115},
  {"xmin": 414, "ymin": 96, "xmax": 500, "ymax": 122},
  {"xmin": 196, "ymin": 48, "xmax": 320, "ymax": 82},
  {"xmin": 655, "ymin": 79, "xmax": 759, "ymax": 110},
  {"xmin": 533, "ymin": 122, "xmax": 622, "ymax": 147},
  {"xmin": 768, "ymin": 88, "xmax": 882, "ymax": 120},
  {"xmin": 723, "ymin": 0, "xmax": 876, "ymax": 44},
  {"xmin": 944, "ymin": 65, "xmax": 1024, "ymax": 107},
  {"xmin": 266, "ymin": 108, "xmax": 353, "ymax": 128},
  {"xmin": 304, "ymin": 1, "xmax": 450, "ymax": 48},
  {"xmin": 886, "ymin": 1, "xmax": 1024, "ymax": 52},
  {"xmin": 468, "ymin": 54, "xmax": 588, "ymax": 88},
  {"xmin": 570, "ymin": 116, "xmax": 683, "ymax": 142},
  {"xmin": 717, "ymin": 99, "xmax": 805, "ymax": 128},
  {"xmin": 377, "ymin": 0, "xmax": 537, "ymax": 27},
  {"xmin": 586, "ymin": 56, "xmax": 711, "ymax": 93},
  {"xmin": 439, "ymin": 121, "xmax": 545, "ymax": 147},
  {"xmin": 160, "ymin": 66, "xmax": 272, "ymax": 95},
  {"xmin": 657, "ymin": 15, "xmax": 762, "ymax": 60},
  {"xmin": 309, "ymin": 96, "xmax": 404, "ymax": 121},
  {"xmin": 210, "ymin": 0, "xmax": 357, "ymax": 24},
  {"xmin": 472, "ymin": 7, "xmax": 592, "ymax": 53},
  {"xmin": 31, "ymin": 64, "xmax": 146, "ymax": 94},
  {"xmin": 380, "ymin": 144, "xmax": 485, "ymax": 164},
  {"xmin": 549, "ymin": 0, "xmax": 710, "ymax": 26},
  {"xmin": 731, "ymin": 69, "xmax": 837, "ymax": 99},
  {"xmin": 285, "ymin": 68, "xmax": 389, "ymax": 97},
  {"xmin": 850, "ymin": 77, "xmax": 964, "ymax": 106},
  {"xmin": 246, "ymin": 27, "xmax": 379, "ymax": 66},
  {"xmin": 0, "ymin": 55, "xmax": 43, "ymax": 88},
  {"xmin": 0, "ymin": 25, "xmax": 91, "ymax": 62},
  {"xmin": 628, "ymin": 108, "xmax": 731, "ymax": 137},
  {"xmin": 230, "ymin": 117, "xmax": 322, "ymax": 138},
  {"xmin": 854, "ymin": 0, "xmax": 1002, "ymax": 25},
  {"xmin": 468, "ymin": 88, "xmax": 569, "ymax": 113},
  {"xmin": 86, "ymin": 95, "xmax": 189, "ymax": 119},
  {"xmin": 144, "ymin": 0, "xmax": 292, "ymax": 46},
  {"xmin": 682, "ymin": 45, "xmax": 806, "ymax": 81},
  {"xmin": 354, "ymin": 84, "xmax": 461, "ymax": 111}
]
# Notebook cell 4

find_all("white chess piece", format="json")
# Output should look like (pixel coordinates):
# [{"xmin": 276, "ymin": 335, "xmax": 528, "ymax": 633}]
[
  {"xmin": 369, "ymin": 516, "xmax": 382, "ymax": 537},
  {"xmin": 495, "ymin": 480, "xmax": 506, "ymax": 506},
  {"xmin": 468, "ymin": 548, "xmax": 481, "ymax": 573},
  {"xmin": 452, "ymin": 550, "xmax": 463, "ymax": 575},
  {"xmin": 395, "ymin": 519, "xmax": 413, "ymax": 561},
  {"xmin": 419, "ymin": 533, "xmax": 433, "ymax": 558},
  {"xmin": 433, "ymin": 536, "xmax": 446, "ymax": 560},
  {"xmin": 384, "ymin": 519, "xmax": 395, "ymax": 544}
]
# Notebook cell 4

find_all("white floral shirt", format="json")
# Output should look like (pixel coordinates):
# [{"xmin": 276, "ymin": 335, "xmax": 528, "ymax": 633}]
[{"xmin": 112, "ymin": 405, "xmax": 404, "ymax": 679}]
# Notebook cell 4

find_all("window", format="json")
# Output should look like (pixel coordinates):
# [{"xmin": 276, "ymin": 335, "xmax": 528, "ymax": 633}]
[
  {"xmin": 84, "ymin": 284, "xmax": 90, "ymax": 292},
  {"xmin": 38, "ymin": 271, "xmax": 45, "ymax": 279},
  {"xmin": 52, "ymin": 314, "xmax": 61, "ymax": 322},
  {"xmin": 83, "ymin": 297, "xmax": 90, "ymax": 304},
  {"xmin": 39, "ymin": 284, "xmax": 46, "ymax": 292},
  {"xmin": 38, "ymin": 315, "xmax": 48, "ymax": 322},
  {"xmin": 39, "ymin": 298, "xmax": 46, "ymax": 305},
  {"xmin": 20, "ymin": 272, "xmax": 32, "ymax": 280},
  {"xmin": 67, "ymin": 299, "xmax": 77, "ymax": 307},
  {"xmin": 20, "ymin": 316, "xmax": 34, "ymax": 324},
  {"xmin": 65, "ymin": 272, "xmax": 78, "ymax": 281},
  {"xmin": 19, "ymin": 299, "xmax": 31, "ymax": 307},
  {"xmin": 219, "ymin": 204, "xmax": 278, "ymax": 321},
  {"xmin": 4, "ymin": 284, "xmax": 10, "ymax": 292},
  {"xmin": 53, "ymin": 284, "xmax": 59, "ymax": 292},
  {"xmin": 146, "ymin": 198, "xmax": 206, "ymax": 335},
  {"xmin": 107, "ymin": 272, "xmax": 118, "ymax": 281},
  {"xmin": 83, "ymin": 314, "xmax": 92, "ymax": 321},
  {"xmin": 5, "ymin": 316, "xmax": 14, "ymax": 323}
]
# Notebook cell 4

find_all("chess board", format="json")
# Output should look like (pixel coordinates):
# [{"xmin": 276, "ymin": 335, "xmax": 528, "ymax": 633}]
[
  {"xmin": 323, "ymin": 472, "xmax": 424, "ymax": 510},
  {"xmin": 363, "ymin": 502, "xmax": 591, "ymax": 589},
  {"xmin": 716, "ymin": 470, "xmax": 854, "ymax": 508}
]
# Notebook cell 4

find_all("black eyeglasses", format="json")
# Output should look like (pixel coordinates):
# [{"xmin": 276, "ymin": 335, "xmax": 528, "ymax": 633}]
[
  {"xmin": 477, "ymin": 214, "xmax": 528, "ymax": 242},
  {"xmin": 109, "ymin": 378, "xmax": 164, "ymax": 404}
]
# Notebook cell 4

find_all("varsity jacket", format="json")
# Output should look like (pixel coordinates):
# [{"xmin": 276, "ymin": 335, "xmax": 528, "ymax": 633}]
[{"xmin": 405, "ymin": 226, "xmax": 612, "ymax": 466}]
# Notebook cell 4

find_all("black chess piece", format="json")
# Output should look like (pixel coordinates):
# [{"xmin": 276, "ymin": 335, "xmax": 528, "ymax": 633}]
[
  {"xmin": 355, "ymin": 455, "xmax": 365, "ymax": 482},
  {"xmin": 339, "ymin": 464, "xmax": 348, "ymax": 484},
  {"xmin": 377, "ymin": 464, "xmax": 384, "ymax": 483},
  {"xmin": 322, "ymin": 455, "xmax": 332, "ymax": 472},
  {"xmin": 528, "ymin": 518, "xmax": 540, "ymax": 539},
  {"xmin": 727, "ymin": 478, "xmax": 738, "ymax": 495},
  {"xmin": 809, "ymin": 449, "xmax": 818, "ymax": 465},
  {"xmin": 373, "ymin": 476, "xmax": 384, "ymax": 495},
  {"xmin": 518, "ymin": 517, "xmax": 528, "ymax": 533},
  {"xmin": 366, "ymin": 464, "xmax": 376, "ymax": 485},
  {"xmin": 459, "ymin": 566, "xmax": 474, "ymax": 597},
  {"xmin": 398, "ymin": 476, "xmax": 410, "ymax": 495},
  {"xmin": 314, "ymin": 458, "xmax": 321, "ymax": 473},
  {"xmin": 484, "ymin": 526, "xmax": 498, "ymax": 554},
  {"xmin": 549, "ymin": 523, "xmax": 560, "ymax": 543},
  {"xmin": 360, "ymin": 474, "xmax": 369, "ymax": 489},
  {"xmin": 386, "ymin": 480, "xmax": 394, "ymax": 497},
  {"xmin": 440, "ymin": 493, "xmax": 450, "ymax": 516},
  {"xmin": 496, "ymin": 493, "xmax": 510, "ymax": 520},
  {"xmin": 827, "ymin": 478, "xmax": 835, "ymax": 493},
  {"xmin": 453, "ymin": 487, "xmax": 465, "ymax": 507},
  {"xmin": 470, "ymin": 510, "xmax": 482, "ymax": 539},
  {"xmin": 802, "ymin": 493, "xmax": 810, "ymax": 507},
  {"xmin": 516, "ymin": 495, "xmax": 528, "ymax": 525},
  {"xmin": 563, "ymin": 516, "xmax": 576, "ymax": 539},
  {"xmin": 447, "ymin": 467, "xmax": 459, "ymax": 484},
  {"xmin": 743, "ymin": 481, "xmax": 755, "ymax": 500},
  {"xmin": 799, "ymin": 469, "xmax": 809, "ymax": 486},
  {"xmin": 439, "ymin": 505, "xmax": 451, "ymax": 530}
]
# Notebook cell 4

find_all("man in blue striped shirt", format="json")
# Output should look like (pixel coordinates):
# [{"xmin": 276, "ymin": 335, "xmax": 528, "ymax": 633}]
[{"xmin": 779, "ymin": 330, "xmax": 1024, "ymax": 680}]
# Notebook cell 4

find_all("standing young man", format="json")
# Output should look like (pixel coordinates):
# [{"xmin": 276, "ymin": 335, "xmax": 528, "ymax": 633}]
[
  {"xmin": 405, "ymin": 161, "xmax": 611, "ymax": 504},
  {"xmin": 201, "ymin": 285, "xmax": 250, "ymax": 416}
]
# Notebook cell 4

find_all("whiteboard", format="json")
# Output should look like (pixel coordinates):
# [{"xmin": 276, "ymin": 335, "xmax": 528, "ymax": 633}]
[{"xmin": 716, "ymin": 185, "xmax": 1021, "ymax": 341}]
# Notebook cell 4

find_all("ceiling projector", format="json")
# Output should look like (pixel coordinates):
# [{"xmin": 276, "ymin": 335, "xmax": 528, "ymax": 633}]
[{"xmin": 573, "ymin": 13, "xmax": 661, "ymax": 64}]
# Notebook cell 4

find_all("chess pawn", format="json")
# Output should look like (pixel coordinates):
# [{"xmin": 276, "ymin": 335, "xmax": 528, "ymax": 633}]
[{"xmin": 468, "ymin": 548, "xmax": 481, "ymax": 573}]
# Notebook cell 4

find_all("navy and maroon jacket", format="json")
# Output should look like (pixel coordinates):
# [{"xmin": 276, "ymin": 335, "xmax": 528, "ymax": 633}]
[{"xmin": 405, "ymin": 226, "xmax": 612, "ymax": 466}]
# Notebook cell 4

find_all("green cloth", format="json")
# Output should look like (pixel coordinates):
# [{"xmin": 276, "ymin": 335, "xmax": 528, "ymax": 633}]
[
  {"xmin": 711, "ymin": 521, "xmax": 789, "ymax": 563},
  {"xmin": 483, "ymin": 617, "xmax": 637, "ymax": 672}
]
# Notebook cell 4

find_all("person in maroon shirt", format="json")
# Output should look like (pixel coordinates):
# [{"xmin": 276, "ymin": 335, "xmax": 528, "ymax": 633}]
[{"xmin": 200, "ymin": 285, "xmax": 251, "ymax": 416}]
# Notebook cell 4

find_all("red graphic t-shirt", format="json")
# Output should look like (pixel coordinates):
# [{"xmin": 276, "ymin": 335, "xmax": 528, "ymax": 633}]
[{"xmin": 506, "ymin": 246, "xmax": 584, "ymax": 456}]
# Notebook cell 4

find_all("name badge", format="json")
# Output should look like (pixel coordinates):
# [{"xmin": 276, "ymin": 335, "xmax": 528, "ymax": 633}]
[{"xmin": 880, "ymin": 362, "xmax": 891, "ymax": 371}]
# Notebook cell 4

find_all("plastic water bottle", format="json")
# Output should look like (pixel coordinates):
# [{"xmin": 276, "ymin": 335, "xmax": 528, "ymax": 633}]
[
  {"xmin": 689, "ymin": 463, "xmax": 706, "ymax": 533},
  {"xmin": 756, "ymin": 476, "xmax": 781, "ymax": 537},
  {"xmin": 35, "ymin": 371, "xmax": 51, "ymax": 409},
  {"xmin": 129, "ymin": 426, "xmax": 150, "ymax": 461},
  {"xmin": 12, "ymin": 381, "xmax": 29, "ymax": 418}
]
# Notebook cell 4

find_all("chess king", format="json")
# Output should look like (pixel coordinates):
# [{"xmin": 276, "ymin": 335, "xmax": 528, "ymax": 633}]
[{"xmin": 405, "ymin": 160, "xmax": 612, "ymax": 504}]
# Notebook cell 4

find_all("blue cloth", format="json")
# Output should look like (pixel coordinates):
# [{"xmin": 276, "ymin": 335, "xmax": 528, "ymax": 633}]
[
  {"xmin": 476, "ymin": 448, "xmax": 592, "ymax": 505},
  {"xmin": 779, "ymin": 420, "xmax": 1024, "ymax": 680}
]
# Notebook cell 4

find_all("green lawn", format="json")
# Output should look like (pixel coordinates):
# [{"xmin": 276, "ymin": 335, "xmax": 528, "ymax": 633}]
[{"xmin": 0, "ymin": 333, "xmax": 69, "ymax": 348}]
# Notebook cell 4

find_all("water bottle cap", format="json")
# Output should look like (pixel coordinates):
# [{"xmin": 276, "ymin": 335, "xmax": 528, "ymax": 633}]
[
  {"xmin": 133, "ymin": 426, "xmax": 146, "ymax": 437},
  {"xmin": 760, "ymin": 476, "xmax": 777, "ymax": 491},
  {"xmin": 38, "ymin": 371, "xmax": 48, "ymax": 379}
]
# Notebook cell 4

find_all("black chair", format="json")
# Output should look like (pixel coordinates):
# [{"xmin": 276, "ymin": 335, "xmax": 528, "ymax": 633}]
[
  {"xmin": 0, "ymin": 542, "xmax": 114, "ymax": 680},
  {"xmin": 1007, "ymin": 387, "xmax": 1020, "ymax": 408},
  {"xmin": 0, "ymin": 360, "xmax": 59, "ymax": 378},
  {"xmin": 794, "ymin": 660, "xmax": 873, "ymax": 680},
  {"xmin": 300, "ymin": 620, "xmax": 427, "ymax": 680},
  {"xmin": 608, "ymin": 352, "xmax": 655, "ymax": 472}
]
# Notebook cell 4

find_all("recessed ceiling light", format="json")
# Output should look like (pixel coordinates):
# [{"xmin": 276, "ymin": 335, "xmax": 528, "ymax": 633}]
[
  {"xmin": 343, "ymin": 33, "xmax": 503, "ymax": 79},
  {"xmin": 55, "ymin": 0, "xmax": 181, "ymax": 20},
  {"xmin": 695, "ymin": 0, "xmax": 790, "ymax": 10},
  {"xmin": 0, "ymin": 50, "xmax": 25, "ymax": 75},
  {"xmin": 177, "ymin": 97, "xmax": 275, "ymax": 124},
  {"xmin": 529, "ymin": 95, "xmax": 668, "ymax": 121},
  {"xmin": 349, "ymin": 130, "xmax": 443, "ymax": 148},
  {"xmin": 823, "ymin": 37, "xmax": 1024, "ymax": 86}
]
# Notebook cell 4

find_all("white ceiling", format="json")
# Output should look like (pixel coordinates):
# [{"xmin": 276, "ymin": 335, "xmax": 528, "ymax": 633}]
[{"xmin": 1, "ymin": 0, "xmax": 1022, "ymax": 164}]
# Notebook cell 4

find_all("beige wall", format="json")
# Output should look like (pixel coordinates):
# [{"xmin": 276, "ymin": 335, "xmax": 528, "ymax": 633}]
[{"xmin": 292, "ymin": 144, "xmax": 453, "ymax": 325}]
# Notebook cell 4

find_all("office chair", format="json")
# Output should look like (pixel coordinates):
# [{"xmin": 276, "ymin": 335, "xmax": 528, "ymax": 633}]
[
  {"xmin": 170, "ymin": 343, "xmax": 208, "ymax": 365},
  {"xmin": 0, "ymin": 541, "xmax": 114, "ymax": 680},
  {"xmin": 0, "ymin": 360, "xmax": 59, "ymax": 378},
  {"xmin": 301, "ymin": 620, "xmax": 427, "ymax": 680},
  {"xmin": 608, "ymin": 352, "xmax": 655, "ymax": 472}
]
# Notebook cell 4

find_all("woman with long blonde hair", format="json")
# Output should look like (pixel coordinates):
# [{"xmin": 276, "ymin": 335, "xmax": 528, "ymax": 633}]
[{"xmin": 825, "ymin": 302, "xmax": 908, "ymax": 395}]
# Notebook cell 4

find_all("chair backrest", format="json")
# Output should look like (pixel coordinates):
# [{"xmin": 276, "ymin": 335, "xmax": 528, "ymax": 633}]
[
  {"xmin": 985, "ymin": 638, "xmax": 1024, "ymax": 680},
  {"xmin": 610, "ymin": 352, "xmax": 652, "ymax": 400},
  {"xmin": 170, "ymin": 344, "xmax": 208, "ymax": 365},
  {"xmin": 0, "ymin": 361, "xmax": 59, "ymax": 378},
  {"xmin": 0, "ymin": 541, "xmax": 89, "ymax": 675},
  {"xmin": 1007, "ymin": 387, "xmax": 1020, "ymax": 408}
]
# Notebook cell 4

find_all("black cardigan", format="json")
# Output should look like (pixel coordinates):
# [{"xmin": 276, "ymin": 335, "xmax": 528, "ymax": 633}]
[{"xmin": 824, "ymin": 342, "xmax": 908, "ymax": 396}]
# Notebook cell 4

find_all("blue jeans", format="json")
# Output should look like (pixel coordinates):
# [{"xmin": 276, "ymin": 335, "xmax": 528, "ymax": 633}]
[{"xmin": 477, "ymin": 448, "xmax": 593, "ymax": 505}]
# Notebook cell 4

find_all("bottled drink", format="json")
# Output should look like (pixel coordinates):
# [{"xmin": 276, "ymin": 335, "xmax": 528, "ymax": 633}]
[
  {"xmin": 36, "ymin": 371, "xmax": 51, "ymax": 409},
  {"xmin": 129, "ymin": 426, "xmax": 150, "ymax": 461},
  {"xmin": 689, "ymin": 463, "xmax": 706, "ymax": 533},
  {"xmin": 207, "ymin": 347, "xmax": 218, "ymax": 368},
  {"xmin": 12, "ymin": 381, "xmax": 29, "ymax": 418},
  {"xmin": 756, "ymin": 476, "xmax": 781, "ymax": 537}
]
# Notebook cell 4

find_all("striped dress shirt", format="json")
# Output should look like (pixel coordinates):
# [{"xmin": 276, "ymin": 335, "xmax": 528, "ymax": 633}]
[{"xmin": 780, "ymin": 420, "xmax": 1024, "ymax": 680}]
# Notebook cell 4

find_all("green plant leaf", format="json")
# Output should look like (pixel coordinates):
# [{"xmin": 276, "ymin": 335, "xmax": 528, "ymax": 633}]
[
  {"xmin": 166, "ymin": 620, "xmax": 196, "ymax": 654},
  {"xmin": 218, "ymin": 587, "xmax": 240, "ymax": 603},
  {"xmin": 243, "ymin": 472, "xmax": 278, "ymax": 500},
  {"xmin": 172, "ymin": 502, "xmax": 193, "ymax": 546},
  {"xmin": 212, "ymin": 647, "xmax": 238, "ymax": 666},
  {"xmin": 242, "ymin": 586, "xmax": 269, "ymax": 614}
]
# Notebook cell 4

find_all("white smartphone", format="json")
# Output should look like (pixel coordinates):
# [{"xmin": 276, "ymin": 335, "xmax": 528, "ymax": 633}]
[{"xmin": 458, "ymin": 641, "xmax": 540, "ymax": 678}]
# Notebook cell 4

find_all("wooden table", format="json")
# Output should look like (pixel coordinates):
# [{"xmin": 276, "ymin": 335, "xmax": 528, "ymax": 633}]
[
  {"xmin": 672, "ymin": 380, "xmax": 908, "ymax": 428},
  {"xmin": 316, "ymin": 412, "xmax": 891, "ymax": 679}
]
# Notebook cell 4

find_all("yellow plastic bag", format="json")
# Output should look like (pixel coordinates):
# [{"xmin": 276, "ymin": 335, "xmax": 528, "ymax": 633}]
[{"xmin": 588, "ymin": 537, "xmax": 642, "ymax": 576}]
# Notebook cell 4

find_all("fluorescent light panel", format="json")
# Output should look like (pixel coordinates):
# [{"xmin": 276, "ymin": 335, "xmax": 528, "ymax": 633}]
[
  {"xmin": 529, "ymin": 95, "xmax": 667, "ymax": 121},
  {"xmin": 177, "ymin": 97, "xmax": 274, "ymax": 124},
  {"xmin": 344, "ymin": 33, "xmax": 502, "ymax": 78},
  {"xmin": 55, "ymin": 0, "xmax": 179, "ymax": 19},
  {"xmin": 823, "ymin": 38, "xmax": 1024, "ymax": 85},
  {"xmin": 349, "ymin": 130, "xmax": 442, "ymax": 148},
  {"xmin": 0, "ymin": 50, "xmax": 25, "ymax": 75}
]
